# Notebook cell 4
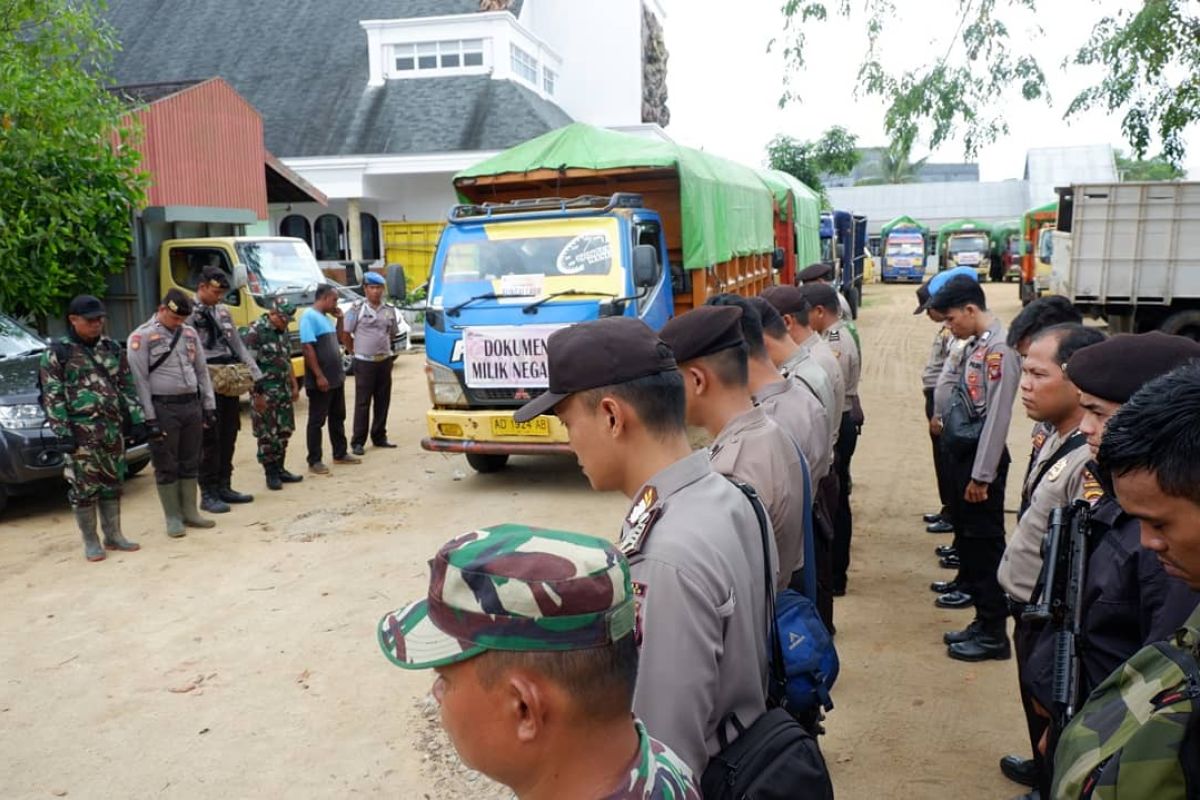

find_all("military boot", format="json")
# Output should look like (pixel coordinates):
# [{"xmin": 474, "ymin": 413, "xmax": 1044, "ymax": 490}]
[
  {"xmin": 218, "ymin": 480, "xmax": 254, "ymax": 504},
  {"xmin": 265, "ymin": 462, "xmax": 282, "ymax": 491},
  {"xmin": 74, "ymin": 505, "xmax": 106, "ymax": 562},
  {"xmin": 179, "ymin": 479, "xmax": 216, "ymax": 529},
  {"xmin": 200, "ymin": 483, "xmax": 230, "ymax": 514},
  {"xmin": 277, "ymin": 463, "xmax": 304, "ymax": 484},
  {"xmin": 99, "ymin": 498, "xmax": 139, "ymax": 552},
  {"xmin": 155, "ymin": 483, "xmax": 186, "ymax": 538}
]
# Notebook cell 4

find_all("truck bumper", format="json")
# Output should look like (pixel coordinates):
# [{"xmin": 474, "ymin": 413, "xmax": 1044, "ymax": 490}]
[{"xmin": 421, "ymin": 409, "xmax": 573, "ymax": 457}]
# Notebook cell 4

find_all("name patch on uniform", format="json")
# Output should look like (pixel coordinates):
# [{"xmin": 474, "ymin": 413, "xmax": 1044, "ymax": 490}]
[
  {"xmin": 1046, "ymin": 458, "xmax": 1067, "ymax": 482},
  {"xmin": 987, "ymin": 352, "xmax": 1003, "ymax": 381}
]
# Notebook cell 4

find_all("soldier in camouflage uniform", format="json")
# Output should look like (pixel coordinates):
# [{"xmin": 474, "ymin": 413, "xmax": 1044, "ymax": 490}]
[
  {"xmin": 378, "ymin": 524, "xmax": 700, "ymax": 799},
  {"xmin": 39, "ymin": 295, "xmax": 147, "ymax": 562},
  {"xmin": 240, "ymin": 299, "xmax": 303, "ymax": 490}
]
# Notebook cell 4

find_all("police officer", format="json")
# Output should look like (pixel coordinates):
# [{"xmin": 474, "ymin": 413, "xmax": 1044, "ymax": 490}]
[
  {"xmin": 758, "ymin": 288, "xmax": 838, "ymax": 452},
  {"xmin": 764, "ymin": 286, "xmax": 845, "ymax": 427},
  {"xmin": 801, "ymin": 283, "xmax": 863, "ymax": 597},
  {"xmin": 928, "ymin": 276, "xmax": 1020, "ymax": 661},
  {"xmin": 39, "ymin": 295, "xmax": 147, "ymax": 561},
  {"xmin": 659, "ymin": 304, "xmax": 808, "ymax": 591},
  {"xmin": 377, "ymin": 524, "xmax": 701, "ymax": 799},
  {"xmin": 914, "ymin": 283, "xmax": 957, "ymax": 533},
  {"xmin": 128, "ymin": 289, "xmax": 217, "ymax": 538},
  {"xmin": 344, "ymin": 272, "xmax": 400, "ymax": 455},
  {"xmin": 797, "ymin": 261, "xmax": 856, "ymax": 330},
  {"xmin": 241, "ymin": 298, "xmax": 303, "ymax": 490},
  {"xmin": 512, "ymin": 317, "xmax": 772, "ymax": 776},
  {"xmin": 190, "ymin": 265, "xmax": 263, "ymax": 512}
]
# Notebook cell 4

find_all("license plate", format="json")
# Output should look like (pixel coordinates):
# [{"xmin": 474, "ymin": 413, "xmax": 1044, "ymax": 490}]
[{"xmin": 491, "ymin": 416, "xmax": 550, "ymax": 437}]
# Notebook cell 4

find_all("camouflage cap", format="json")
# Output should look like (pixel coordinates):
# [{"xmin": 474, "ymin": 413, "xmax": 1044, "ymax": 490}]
[
  {"xmin": 271, "ymin": 298, "xmax": 297, "ymax": 319},
  {"xmin": 378, "ymin": 524, "xmax": 635, "ymax": 670}
]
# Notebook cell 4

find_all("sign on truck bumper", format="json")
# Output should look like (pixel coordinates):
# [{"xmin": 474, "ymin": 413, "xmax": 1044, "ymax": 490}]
[{"xmin": 421, "ymin": 409, "xmax": 573, "ymax": 456}]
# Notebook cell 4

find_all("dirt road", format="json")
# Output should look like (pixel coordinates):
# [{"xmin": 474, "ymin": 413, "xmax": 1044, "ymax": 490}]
[{"xmin": 0, "ymin": 283, "xmax": 1035, "ymax": 798}]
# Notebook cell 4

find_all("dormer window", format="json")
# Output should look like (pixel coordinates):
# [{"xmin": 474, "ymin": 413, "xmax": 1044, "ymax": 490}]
[
  {"xmin": 510, "ymin": 44, "xmax": 538, "ymax": 84},
  {"xmin": 392, "ymin": 39, "xmax": 486, "ymax": 75}
]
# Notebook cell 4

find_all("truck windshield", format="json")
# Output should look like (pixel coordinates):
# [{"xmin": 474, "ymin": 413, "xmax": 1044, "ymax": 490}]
[
  {"xmin": 236, "ymin": 240, "xmax": 326, "ymax": 294},
  {"xmin": 885, "ymin": 237, "xmax": 923, "ymax": 257},
  {"xmin": 1038, "ymin": 228, "xmax": 1054, "ymax": 261},
  {"xmin": 0, "ymin": 312, "xmax": 45, "ymax": 359},
  {"xmin": 949, "ymin": 235, "xmax": 987, "ymax": 253}
]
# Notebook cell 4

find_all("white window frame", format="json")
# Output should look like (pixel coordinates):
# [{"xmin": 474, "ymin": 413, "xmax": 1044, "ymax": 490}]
[
  {"xmin": 510, "ymin": 43, "xmax": 538, "ymax": 86},
  {"xmin": 542, "ymin": 66, "xmax": 557, "ymax": 96},
  {"xmin": 388, "ymin": 38, "xmax": 489, "ymax": 79}
]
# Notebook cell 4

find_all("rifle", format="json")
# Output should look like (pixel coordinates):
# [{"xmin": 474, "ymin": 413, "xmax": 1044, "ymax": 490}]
[{"xmin": 1023, "ymin": 499, "xmax": 1091, "ymax": 725}]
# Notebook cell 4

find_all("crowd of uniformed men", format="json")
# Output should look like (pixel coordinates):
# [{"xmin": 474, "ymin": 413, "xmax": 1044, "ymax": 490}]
[{"xmin": 34, "ymin": 256, "xmax": 1200, "ymax": 798}]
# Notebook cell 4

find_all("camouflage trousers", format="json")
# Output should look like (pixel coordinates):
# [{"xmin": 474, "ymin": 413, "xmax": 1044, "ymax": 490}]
[
  {"xmin": 63, "ymin": 419, "xmax": 125, "ymax": 506},
  {"xmin": 252, "ymin": 389, "xmax": 295, "ymax": 465}
]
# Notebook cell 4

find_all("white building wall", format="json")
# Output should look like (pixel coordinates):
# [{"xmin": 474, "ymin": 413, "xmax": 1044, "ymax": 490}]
[{"xmin": 520, "ymin": 0, "xmax": 645, "ymax": 127}]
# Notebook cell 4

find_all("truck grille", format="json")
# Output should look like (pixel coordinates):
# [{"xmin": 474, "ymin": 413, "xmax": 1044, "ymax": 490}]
[{"xmin": 466, "ymin": 387, "xmax": 548, "ymax": 405}]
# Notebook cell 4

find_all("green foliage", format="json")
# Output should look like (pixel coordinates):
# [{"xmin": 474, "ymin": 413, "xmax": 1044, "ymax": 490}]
[
  {"xmin": 1115, "ymin": 150, "xmax": 1188, "ymax": 181},
  {"xmin": 854, "ymin": 141, "xmax": 929, "ymax": 185},
  {"xmin": 0, "ymin": 0, "xmax": 146, "ymax": 320},
  {"xmin": 766, "ymin": 126, "xmax": 861, "ymax": 203},
  {"xmin": 775, "ymin": 0, "xmax": 1199, "ymax": 166}
]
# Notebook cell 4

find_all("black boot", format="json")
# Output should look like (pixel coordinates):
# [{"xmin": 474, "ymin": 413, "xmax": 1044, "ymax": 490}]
[
  {"xmin": 265, "ymin": 463, "xmax": 282, "ymax": 491},
  {"xmin": 218, "ymin": 480, "xmax": 254, "ymax": 504},
  {"xmin": 99, "ymin": 498, "xmax": 139, "ymax": 551},
  {"xmin": 1000, "ymin": 755, "xmax": 1039, "ymax": 788},
  {"xmin": 943, "ymin": 620, "xmax": 983, "ymax": 645},
  {"xmin": 200, "ymin": 485, "xmax": 230, "ymax": 514},
  {"xmin": 74, "ymin": 505, "xmax": 105, "ymax": 562},
  {"xmin": 948, "ymin": 627, "xmax": 1011, "ymax": 661}
]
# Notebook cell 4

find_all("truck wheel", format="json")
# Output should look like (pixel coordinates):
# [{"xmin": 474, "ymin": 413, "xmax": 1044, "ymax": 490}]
[
  {"xmin": 125, "ymin": 457, "xmax": 151, "ymax": 478},
  {"xmin": 1159, "ymin": 310, "xmax": 1200, "ymax": 341},
  {"xmin": 0, "ymin": 486, "xmax": 7, "ymax": 516},
  {"xmin": 466, "ymin": 453, "xmax": 509, "ymax": 473}
]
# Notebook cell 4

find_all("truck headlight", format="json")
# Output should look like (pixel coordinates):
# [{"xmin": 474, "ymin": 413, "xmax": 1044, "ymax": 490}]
[
  {"xmin": 0, "ymin": 403, "xmax": 47, "ymax": 430},
  {"xmin": 425, "ymin": 361, "xmax": 468, "ymax": 408}
]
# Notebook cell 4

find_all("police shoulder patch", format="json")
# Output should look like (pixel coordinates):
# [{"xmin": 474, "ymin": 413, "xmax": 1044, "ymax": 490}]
[
  {"xmin": 987, "ymin": 351, "xmax": 1003, "ymax": 381},
  {"xmin": 1081, "ymin": 469, "xmax": 1105, "ymax": 504},
  {"xmin": 129, "ymin": 334, "xmax": 141, "ymax": 350}
]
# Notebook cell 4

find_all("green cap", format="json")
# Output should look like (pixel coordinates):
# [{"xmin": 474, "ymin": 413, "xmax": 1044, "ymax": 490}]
[
  {"xmin": 272, "ymin": 298, "xmax": 297, "ymax": 318},
  {"xmin": 378, "ymin": 524, "xmax": 635, "ymax": 670}
]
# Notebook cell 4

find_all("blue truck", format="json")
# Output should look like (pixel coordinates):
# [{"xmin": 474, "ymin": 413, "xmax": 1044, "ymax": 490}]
[{"xmin": 819, "ymin": 210, "xmax": 867, "ymax": 318}]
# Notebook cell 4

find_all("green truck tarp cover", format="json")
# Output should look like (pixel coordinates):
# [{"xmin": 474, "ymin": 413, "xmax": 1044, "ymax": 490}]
[
  {"xmin": 881, "ymin": 215, "xmax": 928, "ymax": 238},
  {"xmin": 455, "ymin": 123, "xmax": 776, "ymax": 271},
  {"xmin": 756, "ymin": 168, "xmax": 822, "ymax": 269},
  {"xmin": 1023, "ymin": 201, "xmax": 1057, "ymax": 229},
  {"xmin": 936, "ymin": 218, "xmax": 992, "ymax": 251},
  {"xmin": 989, "ymin": 219, "xmax": 1021, "ymax": 256}
]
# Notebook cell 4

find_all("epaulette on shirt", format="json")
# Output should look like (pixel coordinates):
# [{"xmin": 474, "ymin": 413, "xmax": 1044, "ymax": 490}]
[
  {"xmin": 619, "ymin": 486, "xmax": 661, "ymax": 557},
  {"xmin": 827, "ymin": 329, "xmax": 841, "ymax": 342}
]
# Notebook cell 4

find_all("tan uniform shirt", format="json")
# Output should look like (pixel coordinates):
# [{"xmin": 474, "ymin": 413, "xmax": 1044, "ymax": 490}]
[
  {"xmin": 933, "ymin": 336, "xmax": 973, "ymax": 418},
  {"xmin": 961, "ymin": 319, "xmax": 1021, "ymax": 483},
  {"xmin": 345, "ymin": 299, "xmax": 399, "ymax": 359},
  {"xmin": 127, "ymin": 319, "xmax": 216, "ymax": 418},
  {"xmin": 755, "ymin": 377, "xmax": 831, "ymax": 480},
  {"xmin": 620, "ymin": 450, "xmax": 774, "ymax": 776},
  {"xmin": 998, "ymin": 428, "xmax": 1091, "ymax": 602},
  {"xmin": 922, "ymin": 325, "xmax": 954, "ymax": 390},
  {"xmin": 797, "ymin": 332, "xmax": 845, "ymax": 424},
  {"xmin": 824, "ymin": 319, "xmax": 860, "ymax": 403},
  {"xmin": 780, "ymin": 347, "xmax": 838, "ymax": 452}
]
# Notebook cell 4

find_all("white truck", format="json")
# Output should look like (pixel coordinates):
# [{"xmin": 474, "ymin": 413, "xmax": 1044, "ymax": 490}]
[{"xmin": 1050, "ymin": 182, "xmax": 1200, "ymax": 338}]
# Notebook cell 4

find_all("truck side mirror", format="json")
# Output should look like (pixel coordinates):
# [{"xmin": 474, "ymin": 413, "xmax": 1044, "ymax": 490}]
[
  {"xmin": 772, "ymin": 247, "xmax": 785, "ymax": 270},
  {"xmin": 386, "ymin": 263, "xmax": 407, "ymax": 299},
  {"xmin": 633, "ymin": 244, "xmax": 661, "ymax": 289},
  {"xmin": 231, "ymin": 263, "xmax": 249, "ymax": 290}
]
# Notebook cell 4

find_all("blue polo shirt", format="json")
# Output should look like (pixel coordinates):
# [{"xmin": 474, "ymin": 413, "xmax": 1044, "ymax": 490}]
[{"xmin": 300, "ymin": 307, "xmax": 343, "ymax": 390}]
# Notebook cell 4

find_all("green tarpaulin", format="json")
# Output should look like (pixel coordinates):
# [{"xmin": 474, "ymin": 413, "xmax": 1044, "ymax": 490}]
[
  {"xmin": 756, "ymin": 168, "xmax": 822, "ymax": 270},
  {"xmin": 936, "ymin": 218, "xmax": 992, "ymax": 252},
  {"xmin": 880, "ymin": 215, "xmax": 928, "ymax": 238},
  {"xmin": 989, "ymin": 219, "xmax": 1021, "ymax": 256},
  {"xmin": 455, "ymin": 123, "xmax": 776, "ymax": 271}
]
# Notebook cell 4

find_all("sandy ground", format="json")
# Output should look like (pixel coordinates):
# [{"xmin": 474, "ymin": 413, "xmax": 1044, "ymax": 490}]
[{"xmin": 0, "ymin": 283, "xmax": 1037, "ymax": 799}]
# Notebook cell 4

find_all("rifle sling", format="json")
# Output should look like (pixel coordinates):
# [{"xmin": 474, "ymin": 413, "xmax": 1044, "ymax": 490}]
[
  {"xmin": 148, "ymin": 326, "xmax": 183, "ymax": 374},
  {"xmin": 1021, "ymin": 431, "xmax": 1087, "ymax": 514}
]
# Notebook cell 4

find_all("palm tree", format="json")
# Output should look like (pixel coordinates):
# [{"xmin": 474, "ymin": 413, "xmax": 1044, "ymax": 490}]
[{"xmin": 854, "ymin": 142, "xmax": 928, "ymax": 186}]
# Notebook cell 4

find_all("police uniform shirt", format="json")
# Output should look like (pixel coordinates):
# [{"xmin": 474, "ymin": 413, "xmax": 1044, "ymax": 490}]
[
  {"xmin": 823, "ymin": 319, "xmax": 860, "ymax": 404},
  {"xmin": 127, "ymin": 319, "xmax": 217, "ymax": 418},
  {"xmin": 780, "ymin": 347, "xmax": 838, "ymax": 450},
  {"xmin": 190, "ymin": 300, "xmax": 263, "ymax": 380},
  {"xmin": 345, "ymin": 299, "xmax": 398, "ymax": 359},
  {"xmin": 961, "ymin": 319, "xmax": 1019, "ymax": 483},
  {"xmin": 997, "ymin": 428, "xmax": 1091, "ymax": 602},
  {"xmin": 922, "ymin": 324, "xmax": 954, "ymax": 390},
  {"xmin": 755, "ymin": 377, "xmax": 831, "ymax": 480},
  {"xmin": 620, "ymin": 449, "xmax": 775, "ymax": 776},
  {"xmin": 797, "ymin": 333, "xmax": 846, "ymax": 423}
]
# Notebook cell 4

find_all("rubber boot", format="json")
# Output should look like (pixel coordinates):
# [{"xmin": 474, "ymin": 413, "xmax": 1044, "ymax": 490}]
[
  {"xmin": 200, "ymin": 483, "xmax": 230, "ymax": 514},
  {"xmin": 75, "ymin": 505, "xmax": 106, "ymax": 562},
  {"xmin": 265, "ymin": 462, "xmax": 282, "ymax": 491},
  {"xmin": 179, "ymin": 478, "xmax": 216, "ymax": 529},
  {"xmin": 99, "ymin": 498, "xmax": 139, "ymax": 552},
  {"xmin": 156, "ymin": 483, "xmax": 186, "ymax": 538}
]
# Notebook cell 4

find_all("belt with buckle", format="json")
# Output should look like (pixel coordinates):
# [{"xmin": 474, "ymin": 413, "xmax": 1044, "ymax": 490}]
[
  {"xmin": 152, "ymin": 392, "xmax": 200, "ymax": 405},
  {"xmin": 354, "ymin": 353, "xmax": 392, "ymax": 362}
]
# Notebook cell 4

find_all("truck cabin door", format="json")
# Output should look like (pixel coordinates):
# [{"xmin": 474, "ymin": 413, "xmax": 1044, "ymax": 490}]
[{"xmin": 631, "ymin": 218, "xmax": 671, "ymax": 330}]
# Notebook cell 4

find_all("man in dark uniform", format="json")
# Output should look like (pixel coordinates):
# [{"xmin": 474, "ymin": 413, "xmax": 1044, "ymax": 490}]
[
  {"xmin": 931, "ymin": 276, "xmax": 1020, "ymax": 661},
  {"xmin": 512, "ymin": 318, "xmax": 772, "ymax": 777},
  {"xmin": 1024, "ymin": 333, "xmax": 1200, "ymax": 779},
  {"xmin": 241, "ymin": 299, "xmax": 303, "ymax": 490},
  {"xmin": 128, "ymin": 289, "xmax": 218, "ymax": 537},
  {"xmin": 190, "ymin": 266, "xmax": 263, "ymax": 512},
  {"xmin": 39, "ymin": 295, "xmax": 147, "ymax": 561}
]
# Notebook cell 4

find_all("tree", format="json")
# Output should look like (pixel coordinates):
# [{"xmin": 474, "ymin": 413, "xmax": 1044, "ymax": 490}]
[
  {"xmin": 0, "ymin": 0, "xmax": 146, "ymax": 321},
  {"xmin": 775, "ymin": 0, "xmax": 1200, "ymax": 166},
  {"xmin": 854, "ymin": 141, "xmax": 929, "ymax": 185},
  {"xmin": 1115, "ymin": 149, "xmax": 1188, "ymax": 181},
  {"xmin": 766, "ymin": 126, "xmax": 861, "ymax": 201}
]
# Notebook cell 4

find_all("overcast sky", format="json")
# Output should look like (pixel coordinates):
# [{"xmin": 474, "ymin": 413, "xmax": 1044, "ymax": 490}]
[{"xmin": 661, "ymin": 0, "xmax": 1200, "ymax": 181}]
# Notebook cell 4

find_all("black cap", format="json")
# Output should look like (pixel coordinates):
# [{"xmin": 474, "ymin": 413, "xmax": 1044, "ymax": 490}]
[
  {"xmin": 200, "ymin": 266, "xmax": 231, "ymax": 289},
  {"xmin": 67, "ymin": 295, "xmax": 106, "ymax": 319},
  {"xmin": 761, "ymin": 285, "xmax": 808, "ymax": 317},
  {"xmin": 926, "ymin": 275, "xmax": 985, "ymax": 312},
  {"xmin": 796, "ymin": 283, "xmax": 839, "ymax": 313},
  {"xmin": 798, "ymin": 262, "xmax": 834, "ymax": 283},
  {"xmin": 1066, "ymin": 332, "xmax": 1200, "ymax": 403},
  {"xmin": 162, "ymin": 288, "xmax": 194, "ymax": 316},
  {"xmin": 913, "ymin": 282, "xmax": 932, "ymax": 315},
  {"xmin": 659, "ymin": 305, "xmax": 744, "ymax": 364},
  {"xmin": 512, "ymin": 318, "xmax": 677, "ymax": 422}
]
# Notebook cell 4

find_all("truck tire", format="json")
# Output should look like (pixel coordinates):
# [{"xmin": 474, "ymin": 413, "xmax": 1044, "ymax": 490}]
[
  {"xmin": 0, "ymin": 486, "xmax": 7, "ymax": 516},
  {"xmin": 125, "ymin": 457, "xmax": 151, "ymax": 478},
  {"xmin": 1159, "ymin": 310, "xmax": 1200, "ymax": 341},
  {"xmin": 466, "ymin": 453, "xmax": 509, "ymax": 473}
]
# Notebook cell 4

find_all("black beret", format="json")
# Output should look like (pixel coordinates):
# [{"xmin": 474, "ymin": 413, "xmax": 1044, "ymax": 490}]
[
  {"xmin": 761, "ymin": 285, "xmax": 808, "ymax": 316},
  {"xmin": 796, "ymin": 283, "xmax": 840, "ymax": 313},
  {"xmin": 1065, "ymin": 331, "xmax": 1200, "ymax": 403},
  {"xmin": 67, "ymin": 294, "xmax": 106, "ymax": 319},
  {"xmin": 659, "ymin": 305, "xmax": 744, "ymax": 364},
  {"xmin": 798, "ymin": 262, "xmax": 834, "ymax": 283},
  {"xmin": 200, "ymin": 266, "xmax": 231, "ymax": 289},
  {"xmin": 162, "ymin": 288, "xmax": 194, "ymax": 316},
  {"xmin": 913, "ymin": 283, "xmax": 932, "ymax": 315},
  {"xmin": 927, "ymin": 274, "xmax": 985, "ymax": 312}
]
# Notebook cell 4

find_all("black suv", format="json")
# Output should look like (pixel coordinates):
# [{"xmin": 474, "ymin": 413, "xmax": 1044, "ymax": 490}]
[{"xmin": 0, "ymin": 312, "xmax": 150, "ymax": 514}]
